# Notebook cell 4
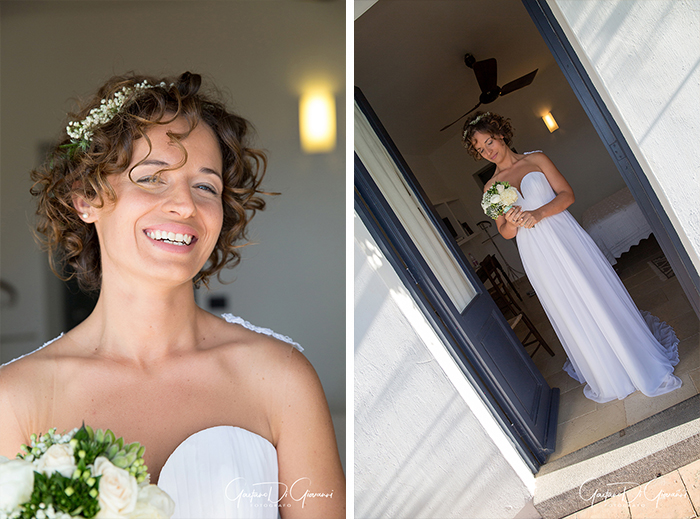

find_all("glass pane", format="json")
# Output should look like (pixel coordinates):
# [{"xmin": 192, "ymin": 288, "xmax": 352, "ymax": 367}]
[{"xmin": 355, "ymin": 102, "xmax": 477, "ymax": 312}]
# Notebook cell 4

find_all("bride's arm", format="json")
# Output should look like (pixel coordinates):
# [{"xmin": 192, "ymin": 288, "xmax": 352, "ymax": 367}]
[
  {"xmin": 273, "ymin": 348, "xmax": 345, "ymax": 518},
  {"xmin": 519, "ymin": 153, "xmax": 575, "ymax": 228},
  {"xmin": 497, "ymin": 206, "xmax": 526, "ymax": 239}
]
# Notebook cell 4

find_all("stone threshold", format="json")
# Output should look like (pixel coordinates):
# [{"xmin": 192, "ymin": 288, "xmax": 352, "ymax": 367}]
[{"xmin": 533, "ymin": 394, "xmax": 700, "ymax": 519}]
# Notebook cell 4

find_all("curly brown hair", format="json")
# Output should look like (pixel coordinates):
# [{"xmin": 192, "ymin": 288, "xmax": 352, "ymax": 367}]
[
  {"xmin": 461, "ymin": 111, "xmax": 514, "ymax": 160},
  {"xmin": 31, "ymin": 71, "xmax": 269, "ymax": 292}
]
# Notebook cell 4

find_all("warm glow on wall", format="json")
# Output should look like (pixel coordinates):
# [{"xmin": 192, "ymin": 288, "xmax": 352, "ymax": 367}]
[
  {"xmin": 542, "ymin": 112, "xmax": 559, "ymax": 133},
  {"xmin": 299, "ymin": 90, "xmax": 336, "ymax": 153}
]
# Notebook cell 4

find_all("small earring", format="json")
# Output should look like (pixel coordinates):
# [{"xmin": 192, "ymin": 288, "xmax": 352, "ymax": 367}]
[{"xmin": 82, "ymin": 213, "xmax": 89, "ymax": 219}]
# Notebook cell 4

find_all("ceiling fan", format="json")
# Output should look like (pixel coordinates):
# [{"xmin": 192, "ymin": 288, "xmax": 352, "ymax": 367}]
[{"xmin": 440, "ymin": 53, "xmax": 538, "ymax": 132}]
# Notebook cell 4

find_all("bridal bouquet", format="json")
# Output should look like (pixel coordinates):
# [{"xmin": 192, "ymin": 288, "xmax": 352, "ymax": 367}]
[
  {"xmin": 481, "ymin": 181, "xmax": 519, "ymax": 219},
  {"xmin": 0, "ymin": 425, "xmax": 174, "ymax": 519}
]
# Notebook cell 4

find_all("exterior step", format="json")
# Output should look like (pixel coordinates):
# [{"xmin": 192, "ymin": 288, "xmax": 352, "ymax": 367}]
[{"xmin": 533, "ymin": 394, "xmax": 700, "ymax": 519}]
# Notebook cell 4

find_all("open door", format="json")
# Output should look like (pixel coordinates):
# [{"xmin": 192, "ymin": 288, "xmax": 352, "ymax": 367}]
[{"xmin": 355, "ymin": 87, "xmax": 559, "ymax": 470}]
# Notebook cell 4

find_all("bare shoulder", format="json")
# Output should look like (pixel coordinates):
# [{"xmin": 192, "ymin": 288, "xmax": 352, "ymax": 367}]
[
  {"xmin": 214, "ymin": 312, "xmax": 322, "ymax": 392},
  {"xmin": 0, "ymin": 337, "xmax": 60, "ymax": 388},
  {"xmin": 522, "ymin": 150, "xmax": 555, "ymax": 170},
  {"xmin": 0, "ymin": 338, "xmax": 64, "ymax": 457},
  {"xmin": 205, "ymin": 313, "xmax": 315, "ymax": 384},
  {"xmin": 212, "ymin": 314, "xmax": 326, "ymax": 434}
]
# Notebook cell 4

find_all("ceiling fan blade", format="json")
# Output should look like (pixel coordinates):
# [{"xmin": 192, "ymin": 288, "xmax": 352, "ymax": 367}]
[
  {"xmin": 473, "ymin": 58, "xmax": 498, "ymax": 93},
  {"xmin": 500, "ymin": 69, "xmax": 538, "ymax": 96},
  {"xmin": 439, "ymin": 102, "xmax": 482, "ymax": 132}
]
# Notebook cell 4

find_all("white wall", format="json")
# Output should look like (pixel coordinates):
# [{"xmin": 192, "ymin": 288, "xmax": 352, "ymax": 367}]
[
  {"xmin": 549, "ymin": 0, "xmax": 700, "ymax": 275},
  {"xmin": 0, "ymin": 1, "xmax": 345, "ymax": 452},
  {"xmin": 354, "ymin": 214, "xmax": 535, "ymax": 518}
]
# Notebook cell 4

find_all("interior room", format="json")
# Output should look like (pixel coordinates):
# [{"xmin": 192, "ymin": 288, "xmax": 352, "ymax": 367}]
[
  {"xmin": 355, "ymin": 0, "xmax": 699, "ymax": 464},
  {"xmin": 0, "ymin": 1, "xmax": 346, "ymax": 467}
]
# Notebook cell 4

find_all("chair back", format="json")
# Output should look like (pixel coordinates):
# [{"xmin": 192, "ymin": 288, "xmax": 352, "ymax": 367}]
[{"xmin": 479, "ymin": 255, "xmax": 522, "ymax": 318}]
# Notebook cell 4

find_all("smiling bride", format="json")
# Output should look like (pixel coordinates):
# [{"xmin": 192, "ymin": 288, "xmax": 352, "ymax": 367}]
[{"xmin": 0, "ymin": 72, "xmax": 345, "ymax": 518}]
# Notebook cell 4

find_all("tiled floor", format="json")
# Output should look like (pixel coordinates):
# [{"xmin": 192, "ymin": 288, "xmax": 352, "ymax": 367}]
[
  {"xmin": 511, "ymin": 236, "xmax": 700, "ymax": 461},
  {"xmin": 561, "ymin": 457, "xmax": 700, "ymax": 519}
]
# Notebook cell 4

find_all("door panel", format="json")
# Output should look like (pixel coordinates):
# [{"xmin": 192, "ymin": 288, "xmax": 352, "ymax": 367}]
[
  {"xmin": 478, "ymin": 314, "xmax": 543, "ymax": 420},
  {"xmin": 355, "ymin": 88, "xmax": 559, "ymax": 469}
]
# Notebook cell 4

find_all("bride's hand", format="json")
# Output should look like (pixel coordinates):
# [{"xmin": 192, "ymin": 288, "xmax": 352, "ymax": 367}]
[
  {"xmin": 504, "ymin": 206, "xmax": 524, "ymax": 226},
  {"xmin": 518, "ymin": 210, "xmax": 541, "ymax": 228}
]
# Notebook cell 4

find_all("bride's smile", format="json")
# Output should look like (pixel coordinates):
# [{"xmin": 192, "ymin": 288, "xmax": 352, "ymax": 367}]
[{"xmin": 82, "ymin": 118, "xmax": 225, "ymax": 287}]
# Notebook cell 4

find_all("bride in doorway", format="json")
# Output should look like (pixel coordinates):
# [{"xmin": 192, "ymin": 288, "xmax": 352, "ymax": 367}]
[{"xmin": 463, "ymin": 111, "xmax": 682, "ymax": 404}]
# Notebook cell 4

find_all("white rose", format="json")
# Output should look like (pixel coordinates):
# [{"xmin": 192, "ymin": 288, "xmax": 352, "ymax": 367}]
[
  {"xmin": 496, "ymin": 183, "xmax": 505, "ymax": 194},
  {"xmin": 128, "ymin": 485, "xmax": 175, "ymax": 519},
  {"xmin": 0, "ymin": 458, "xmax": 34, "ymax": 511},
  {"xmin": 93, "ymin": 457, "xmax": 138, "ymax": 518},
  {"xmin": 500, "ymin": 188, "xmax": 518, "ymax": 206},
  {"xmin": 34, "ymin": 443, "xmax": 77, "ymax": 478},
  {"xmin": 490, "ymin": 194, "xmax": 501, "ymax": 205}
]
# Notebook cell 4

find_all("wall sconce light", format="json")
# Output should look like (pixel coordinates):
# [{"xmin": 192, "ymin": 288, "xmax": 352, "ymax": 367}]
[
  {"xmin": 542, "ymin": 112, "xmax": 559, "ymax": 133},
  {"xmin": 299, "ymin": 90, "xmax": 336, "ymax": 153}
]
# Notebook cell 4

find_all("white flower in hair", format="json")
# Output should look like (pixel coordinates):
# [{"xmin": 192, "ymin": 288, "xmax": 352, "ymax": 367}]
[{"xmin": 66, "ymin": 80, "xmax": 170, "ymax": 149}]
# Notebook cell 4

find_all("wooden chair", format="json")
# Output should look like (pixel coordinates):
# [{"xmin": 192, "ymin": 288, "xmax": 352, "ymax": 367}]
[
  {"xmin": 478, "ymin": 255, "xmax": 554, "ymax": 358},
  {"xmin": 480, "ymin": 254, "xmax": 522, "ymax": 301}
]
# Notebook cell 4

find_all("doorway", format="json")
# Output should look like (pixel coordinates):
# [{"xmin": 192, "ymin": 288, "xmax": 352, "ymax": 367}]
[{"xmin": 355, "ymin": 0, "xmax": 699, "ymax": 466}]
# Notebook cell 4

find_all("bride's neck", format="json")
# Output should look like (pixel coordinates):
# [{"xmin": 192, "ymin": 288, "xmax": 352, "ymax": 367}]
[
  {"xmin": 494, "ymin": 149, "xmax": 520, "ymax": 172},
  {"xmin": 79, "ymin": 280, "xmax": 204, "ymax": 364}
]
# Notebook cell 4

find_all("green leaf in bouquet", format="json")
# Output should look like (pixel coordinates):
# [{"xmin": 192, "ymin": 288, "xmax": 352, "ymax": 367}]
[
  {"xmin": 72, "ymin": 424, "xmax": 91, "ymax": 443},
  {"xmin": 124, "ymin": 451, "xmax": 137, "ymax": 466},
  {"xmin": 73, "ymin": 431, "xmax": 112, "ymax": 468},
  {"xmin": 19, "ymin": 472, "xmax": 101, "ymax": 519},
  {"xmin": 106, "ymin": 443, "xmax": 119, "ymax": 458},
  {"xmin": 112, "ymin": 455, "xmax": 129, "ymax": 469}
]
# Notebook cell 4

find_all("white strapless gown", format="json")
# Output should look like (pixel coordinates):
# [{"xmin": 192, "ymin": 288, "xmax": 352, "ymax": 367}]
[
  {"xmin": 514, "ymin": 170, "xmax": 682, "ymax": 403},
  {"xmin": 156, "ymin": 314, "xmax": 302, "ymax": 518},
  {"xmin": 158, "ymin": 426, "xmax": 282, "ymax": 519}
]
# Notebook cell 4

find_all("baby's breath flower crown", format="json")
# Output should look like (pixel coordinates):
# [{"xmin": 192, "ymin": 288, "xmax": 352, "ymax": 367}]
[
  {"xmin": 64, "ymin": 80, "xmax": 168, "ymax": 154},
  {"xmin": 462, "ymin": 111, "xmax": 491, "ymax": 139}
]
